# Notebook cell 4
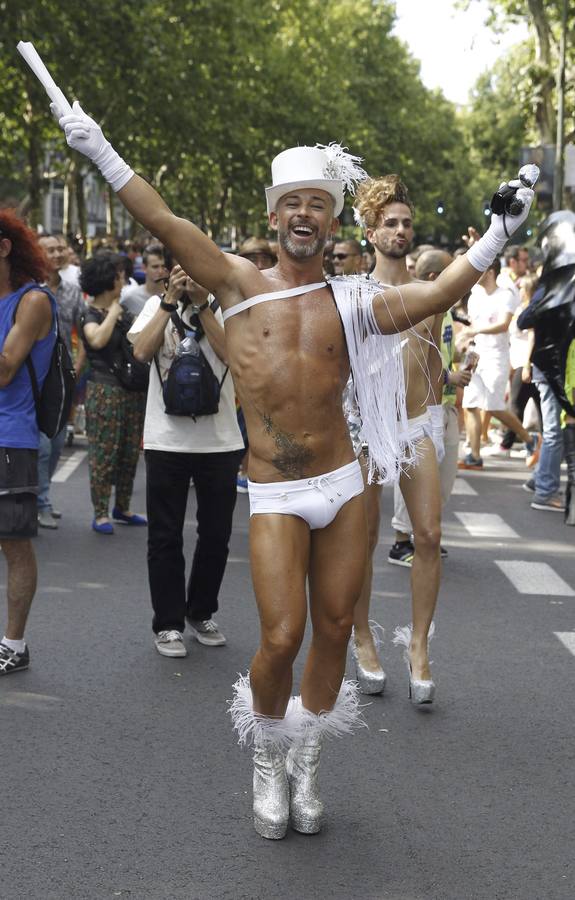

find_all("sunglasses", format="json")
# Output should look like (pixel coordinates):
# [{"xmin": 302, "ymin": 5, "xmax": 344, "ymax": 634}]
[{"xmin": 333, "ymin": 252, "xmax": 355, "ymax": 260}]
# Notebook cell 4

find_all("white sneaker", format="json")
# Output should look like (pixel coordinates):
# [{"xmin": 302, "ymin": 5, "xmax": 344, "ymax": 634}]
[
  {"xmin": 154, "ymin": 630, "xmax": 187, "ymax": 657},
  {"xmin": 187, "ymin": 618, "xmax": 227, "ymax": 646}
]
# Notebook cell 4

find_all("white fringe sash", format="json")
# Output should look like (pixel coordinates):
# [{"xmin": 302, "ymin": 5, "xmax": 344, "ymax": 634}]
[{"xmin": 330, "ymin": 275, "xmax": 416, "ymax": 484}]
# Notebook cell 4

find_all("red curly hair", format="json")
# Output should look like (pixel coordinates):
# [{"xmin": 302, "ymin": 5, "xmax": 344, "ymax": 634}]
[{"xmin": 0, "ymin": 209, "xmax": 49, "ymax": 289}]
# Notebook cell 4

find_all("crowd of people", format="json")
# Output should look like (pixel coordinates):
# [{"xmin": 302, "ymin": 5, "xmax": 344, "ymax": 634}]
[{"xmin": 1, "ymin": 111, "xmax": 573, "ymax": 845}]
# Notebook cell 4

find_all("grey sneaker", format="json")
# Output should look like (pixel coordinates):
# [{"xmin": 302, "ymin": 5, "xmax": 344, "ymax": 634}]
[
  {"xmin": 531, "ymin": 494, "xmax": 565, "ymax": 512},
  {"xmin": 187, "ymin": 618, "xmax": 227, "ymax": 646},
  {"xmin": 38, "ymin": 508, "xmax": 58, "ymax": 529},
  {"xmin": 154, "ymin": 630, "xmax": 187, "ymax": 657}
]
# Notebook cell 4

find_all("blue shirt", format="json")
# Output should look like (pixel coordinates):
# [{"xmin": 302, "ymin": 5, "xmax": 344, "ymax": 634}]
[{"xmin": 0, "ymin": 283, "xmax": 57, "ymax": 449}]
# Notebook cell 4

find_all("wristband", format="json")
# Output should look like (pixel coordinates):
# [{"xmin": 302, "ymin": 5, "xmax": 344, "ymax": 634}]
[
  {"xmin": 160, "ymin": 298, "xmax": 177, "ymax": 312},
  {"xmin": 190, "ymin": 299, "xmax": 210, "ymax": 314}
]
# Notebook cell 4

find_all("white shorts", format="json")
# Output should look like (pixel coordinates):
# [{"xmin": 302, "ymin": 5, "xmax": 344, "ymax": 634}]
[
  {"xmin": 462, "ymin": 365, "xmax": 508, "ymax": 411},
  {"xmin": 248, "ymin": 459, "xmax": 364, "ymax": 530}
]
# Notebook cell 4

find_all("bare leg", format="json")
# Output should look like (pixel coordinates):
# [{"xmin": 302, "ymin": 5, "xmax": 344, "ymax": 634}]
[
  {"xmin": 399, "ymin": 437, "xmax": 441, "ymax": 681},
  {"xmin": 352, "ymin": 456, "xmax": 383, "ymax": 671},
  {"xmin": 489, "ymin": 409, "xmax": 531, "ymax": 444},
  {"xmin": 464, "ymin": 407, "xmax": 482, "ymax": 458},
  {"xmin": 481, "ymin": 411, "xmax": 491, "ymax": 442},
  {"xmin": 2, "ymin": 539, "xmax": 37, "ymax": 640},
  {"xmin": 249, "ymin": 513, "xmax": 309, "ymax": 717},
  {"xmin": 303, "ymin": 494, "xmax": 367, "ymax": 713}
]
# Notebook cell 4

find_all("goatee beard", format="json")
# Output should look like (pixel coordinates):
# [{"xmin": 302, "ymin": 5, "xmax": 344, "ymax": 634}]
[{"xmin": 279, "ymin": 229, "xmax": 325, "ymax": 259}]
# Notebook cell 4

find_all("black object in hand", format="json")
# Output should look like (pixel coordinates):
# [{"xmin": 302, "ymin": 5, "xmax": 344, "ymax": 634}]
[{"xmin": 490, "ymin": 164, "xmax": 540, "ymax": 218}]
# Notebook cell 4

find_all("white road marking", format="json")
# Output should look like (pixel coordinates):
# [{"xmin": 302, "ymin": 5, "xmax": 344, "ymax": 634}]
[
  {"xmin": 554, "ymin": 632, "xmax": 575, "ymax": 655},
  {"xmin": 495, "ymin": 561, "xmax": 575, "ymax": 596},
  {"xmin": 454, "ymin": 512, "xmax": 519, "ymax": 538},
  {"xmin": 451, "ymin": 478, "xmax": 478, "ymax": 496},
  {"xmin": 52, "ymin": 450, "xmax": 87, "ymax": 483}
]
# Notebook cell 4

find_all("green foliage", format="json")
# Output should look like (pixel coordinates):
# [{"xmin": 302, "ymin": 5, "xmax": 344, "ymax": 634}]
[{"xmin": 0, "ymin": 0, "xmax": 518, "ymax": 241}]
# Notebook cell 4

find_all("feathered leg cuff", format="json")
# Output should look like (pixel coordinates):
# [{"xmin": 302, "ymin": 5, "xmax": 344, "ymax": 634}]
[
  {"xmin": 229, "ymin": 673, "xmax": 301, "ymax": 750},
  {"xmin": 297, "ymin": 679, "xmax": 367, "ymax": 739}
]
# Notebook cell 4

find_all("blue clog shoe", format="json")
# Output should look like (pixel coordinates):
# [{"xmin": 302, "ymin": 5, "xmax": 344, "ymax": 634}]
[
  {"xmin": 112, "ymin": 508, "xmax": 147, "ymax": 526},
  {"xmin": 92, "ymin": 519, "xmax": 114, "ymax": 535}
]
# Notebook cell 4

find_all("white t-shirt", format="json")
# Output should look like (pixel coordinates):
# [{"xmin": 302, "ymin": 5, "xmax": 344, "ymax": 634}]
[
  {"xmin": 128, "ymin": 295, "xmax": 244, "ymax": 454},
  {"xmin": 467, "ymin": 284, "xmax": 519, "ymax": 363},
  {"xmin": 59, "ymin": 264, "xmax": 80, "ymax": 287}
]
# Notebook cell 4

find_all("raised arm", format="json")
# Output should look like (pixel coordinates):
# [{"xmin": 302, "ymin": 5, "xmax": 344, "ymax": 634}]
[
  {"xmin": 56, "ymin": 102, "xmax": 237, "ymax": 297},
  {"xmin": 373, "ymin": 174, "xmax": 535, "ymax": 335}
]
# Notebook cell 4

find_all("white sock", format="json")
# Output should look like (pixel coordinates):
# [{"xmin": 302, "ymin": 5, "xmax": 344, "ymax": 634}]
[{"xmin": 1, "ymin": 636, "xmax": 26, "ymax": 654}]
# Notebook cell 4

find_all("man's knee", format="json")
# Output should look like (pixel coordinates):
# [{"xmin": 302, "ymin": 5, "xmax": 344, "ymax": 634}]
[
  {"xmin": 2, "ymin": 538, "xmax": 34, "ymax": 565},
  {"xmin": 313, "ymin": 610, "xmax": 354, "ymax": 647},
  {"xmin": 413, "ymin": 521, "xmax": 441, "ymax": 554},
  {"xmin": 261, "ymin": 624, "xmax": 305, "ymax": 667}
]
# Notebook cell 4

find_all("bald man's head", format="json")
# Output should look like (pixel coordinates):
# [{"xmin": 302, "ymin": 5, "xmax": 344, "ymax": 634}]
[{"xmin": 415, "ymin": 249, "xmax": 453, "ymax": 281}]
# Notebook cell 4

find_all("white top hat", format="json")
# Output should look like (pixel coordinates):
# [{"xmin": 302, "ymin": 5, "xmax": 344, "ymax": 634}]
[{"xmin": 265, "ymin": 144, "xmax": 367, "ymax": 217}]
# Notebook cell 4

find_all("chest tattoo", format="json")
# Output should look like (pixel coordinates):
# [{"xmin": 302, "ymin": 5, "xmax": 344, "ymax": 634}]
[{"xmin": 262, "ymin": 412, "xmax": 314, "ymax": 479}]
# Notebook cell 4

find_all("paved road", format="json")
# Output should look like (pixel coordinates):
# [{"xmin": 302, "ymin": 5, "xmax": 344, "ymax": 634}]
[{"xmin": 1, "ymin": 442, "xmax": 574, "ymax": 900}]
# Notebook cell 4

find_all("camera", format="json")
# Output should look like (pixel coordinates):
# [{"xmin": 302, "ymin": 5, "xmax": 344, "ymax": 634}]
[{"xmin": 490, "ymin": 164, "xmax": 540, "ymax": 217}]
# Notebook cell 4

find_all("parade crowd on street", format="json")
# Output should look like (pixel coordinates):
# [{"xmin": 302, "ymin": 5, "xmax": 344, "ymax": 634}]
[{"xmin": 1, "ymin": 117, "xmax": 573, "ymax": 844}]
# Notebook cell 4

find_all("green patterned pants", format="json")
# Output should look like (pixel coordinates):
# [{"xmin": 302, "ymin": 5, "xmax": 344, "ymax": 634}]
[{"xmin": 85, "ymin": 381, "xmax": 146, "ymax": 519}]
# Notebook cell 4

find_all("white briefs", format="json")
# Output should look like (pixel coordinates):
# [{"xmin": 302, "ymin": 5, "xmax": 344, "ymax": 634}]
[
  {"xmin": 405, "ymin": 411, "xmax": 433, "ymax": 443},
  {"xmin": 247, "ymin": 459, "xmax": 364, "ymax": 530}
]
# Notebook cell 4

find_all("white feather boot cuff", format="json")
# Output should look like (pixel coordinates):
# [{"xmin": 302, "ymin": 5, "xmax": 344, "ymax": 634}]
[
  {"xmin": 228, "ymin": 673, "xmax": 301, "ymax": 750},
  {"xmin": 297, "ymin": 678, "xmax": 366, "ymax": 739}
]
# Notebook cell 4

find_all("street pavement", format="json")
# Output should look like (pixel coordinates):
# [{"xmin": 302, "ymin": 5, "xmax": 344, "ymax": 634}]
[{"xmin": 1, "ymin": 439, "xmax": 574, "ymax": 900}]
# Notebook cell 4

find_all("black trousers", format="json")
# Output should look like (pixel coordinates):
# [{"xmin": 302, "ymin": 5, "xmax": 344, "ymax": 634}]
[
  {"xmin": 500, "ymin": 367, "xmax": 541, "ymax": 449},
  {"xmin": 145, "ymin": 448, "xmax": 242, "ymax": 633}
]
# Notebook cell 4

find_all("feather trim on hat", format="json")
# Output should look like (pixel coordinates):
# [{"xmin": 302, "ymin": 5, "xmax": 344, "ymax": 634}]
[
  {"xmin": 316, "ymin": 143, "xmax": 368, "ymax": 195},
  {"xmin": 352, "ymin": 206, "xmax": 365, "ymax": 229}
]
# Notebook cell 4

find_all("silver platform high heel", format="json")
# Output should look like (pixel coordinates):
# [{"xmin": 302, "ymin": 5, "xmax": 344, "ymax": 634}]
[
  {"xmin": 287, "ymin": 681, "xmax": 365, "ymax": 835},
  {"xmin": 253, "ymin": 742, "xmax": 290, "ymax": 839},
  {"xmin": 229, "ymin": 673, "xmax": 301, "ymax": 840},
  {"xmin": 350, "ymin": 621, "xmax": 387, "ymax": 695},
  {"xmin": 392, "ymin": 622, "xmax": 436, "ymax": 704},
  {"xmin": 286, "ymin": 731, "xmax": 323, "ymax": 834}
]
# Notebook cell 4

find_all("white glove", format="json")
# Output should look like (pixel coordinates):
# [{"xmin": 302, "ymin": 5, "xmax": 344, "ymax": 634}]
[
  {"xmin": 428, "ymin": 404, "xmax": 445, "ymax": 464},
  {"xmin": 55, "ymin": 100, "xmax": 134, "ymax": 192},
  {"xmin": 466, "ymin": 180, "xmax": 534, "ymax": 272}
]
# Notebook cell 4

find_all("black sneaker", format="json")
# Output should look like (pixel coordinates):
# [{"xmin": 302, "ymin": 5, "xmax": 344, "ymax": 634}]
[
  {"xmin": 522, "ymin": 479, "xmax": 536, "ymax": 494},
  {"xmin": 0, "ymin": 642, "xmax": 30, "ymax": 675},
  {"xmin": 388, "ymin": 540, "xmax": 415, "ymax": 567},
  {"xmin": 440, "ymin": 546, "xmax": 448, "ymax": 560}
]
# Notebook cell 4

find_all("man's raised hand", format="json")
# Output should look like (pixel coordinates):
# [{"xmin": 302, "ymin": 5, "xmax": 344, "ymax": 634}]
[
  {"xmin": 466, "ymin": 170, "xmax": 536, "ymax": 273},
  {"xmin": 54, "ymin": 100, "xmax": 134, "ymax": 192},
  {"xmin": 56, "ymin": 100, "xmax": 109, "ymax": 161}
]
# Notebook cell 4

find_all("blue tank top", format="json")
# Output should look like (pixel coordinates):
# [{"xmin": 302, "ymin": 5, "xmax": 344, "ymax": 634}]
[{"xmin": 0, "ymin": 283, "xmax": 57, "ymax": 449}]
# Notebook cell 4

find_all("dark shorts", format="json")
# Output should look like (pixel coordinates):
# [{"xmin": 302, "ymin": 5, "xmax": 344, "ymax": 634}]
[{"xmin": 0, "ymin": 448, "xmax": 38, "ymax": 540}]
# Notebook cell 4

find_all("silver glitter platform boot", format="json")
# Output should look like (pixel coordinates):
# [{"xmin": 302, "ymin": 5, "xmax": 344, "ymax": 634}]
[
  {"xmin": 350, "ymin": 621, "xmax": 387, "ymax": 695},
  {"xmin": 252, "ymin": 741, "xmax": 290, "ymax": 840},
  {"xmin": 286, "ymin": 680, "xmax": 365, "ymax": 835},
  {"xmin": 392, "ymin": 622, "xmax": 436, "ymax": 705},
  {"xmin": 229, "ymin": 673, "xmax": 300, "ymax": 840}
]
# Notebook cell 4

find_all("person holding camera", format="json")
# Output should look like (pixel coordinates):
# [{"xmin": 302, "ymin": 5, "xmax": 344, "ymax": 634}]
[
  {"xmin": 79, "ymin": 252, "xmax": 147, "ymax": 534},
  {"xmin": 128, "ymin": 265, "xmax": 244, "ymax": 658}
]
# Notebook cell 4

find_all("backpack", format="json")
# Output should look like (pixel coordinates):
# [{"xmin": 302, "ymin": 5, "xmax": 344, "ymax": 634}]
[
  {"xmin": 14, "ymin": 286, "xmax": 76, "ymax": 439},
  {"xmin": 154, "ymin": 308, "xmax": 228, "ymax": 419}
]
